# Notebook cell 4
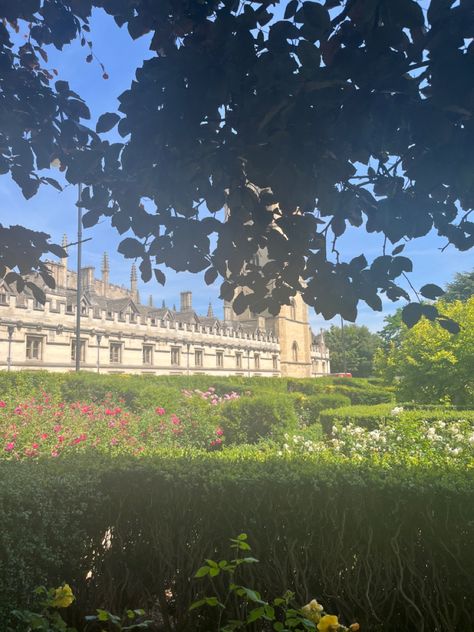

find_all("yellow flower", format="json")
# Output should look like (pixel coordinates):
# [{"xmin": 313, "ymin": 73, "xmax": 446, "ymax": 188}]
[
  {"xmin": 50, "ymin": 584, "xmax": 75, "ymax": 609},
  {"xmin": 301, "ymin": 599, "xmax": 324, "ymax": 622},
  {"xmin": 317, "ymin": 614, "xmax": 340, "ymax": 632}
]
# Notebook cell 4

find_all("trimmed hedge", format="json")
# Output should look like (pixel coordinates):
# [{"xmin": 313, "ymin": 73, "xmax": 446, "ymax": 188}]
[
  {"xmin": 320, "ymin": 404, "xmax": 474, "ymax": 434},
  {"xmin": 286, "ymin": 377, "xmax": 393, "ymax": 405},
  {"xmin": 1, "ymin": 453, "xmax": 473, "ymax": 632},
  {"xmin": 289, "ymin": 393, "xmax": 351, "ymax": 425},
  {"xmin": 219, "ymin": 393, "xmax": 298, "ymax": 443}
]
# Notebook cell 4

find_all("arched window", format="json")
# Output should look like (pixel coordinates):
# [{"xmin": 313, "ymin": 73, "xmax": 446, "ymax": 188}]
[
  {"xmin": 292, "ymin": 341, "xmax": 298, "ymax": 362},
  {"xmin": 290, "ymin": 299, "xmax": 296, "ymax": 321}
]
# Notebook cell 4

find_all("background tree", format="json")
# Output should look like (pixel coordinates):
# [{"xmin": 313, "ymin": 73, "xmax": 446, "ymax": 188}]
[
  {"xmin": 0, "ymin": 1, "xmax": 472, "ymax": 328},
  {"xmin": 377, "ymin": 298, "xmax": 474, "ymax": 406},
  {"xmin": 443, "ymin": 269, "xmax": 474, "ymax": 302},
  {"xmin": 324, "ymin": 324, "xmax": 380, "ymax": 377}
]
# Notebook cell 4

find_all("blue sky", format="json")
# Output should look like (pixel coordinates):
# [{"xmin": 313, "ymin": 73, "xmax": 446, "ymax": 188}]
[{"xmin": 2, "ymin": 9, "xmax": 471, "ymax": 332}]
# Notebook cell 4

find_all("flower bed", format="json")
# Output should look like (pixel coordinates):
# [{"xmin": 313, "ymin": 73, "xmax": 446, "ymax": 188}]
[{"xmin": 0, "ymin": 390, "xmax": 233, "ymax": 458}]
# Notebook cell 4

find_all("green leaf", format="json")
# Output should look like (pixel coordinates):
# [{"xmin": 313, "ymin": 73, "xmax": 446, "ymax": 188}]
[
  {"xmin": 97, "ymin": 609, "xmax": 109, "ymax": 621},
  {"xmin": 438, "ymin": 317, "xmax": 461, "ymax": 334},
  {"xmin": 284, "ymin": 0, "xmax": 298, "ymax": 19},
  {"xmin": 96, "ymin": 112, "xmax": 121, "ymax": 133},
  {"xmin": 247, "ymin": 606, "xmax": 266, "ymax": 623},
  {"xmin": 204, "ymin": 267, "xmax": 218, "ymax": 285},
  {"xmin": 189, "ymin": 599, "xmax": 207, "ymax": 611},
  {"xmin": 194, "ymin": 566, "xmax": 210, "ymax": 578},
  {"xmin": 118, "ymin": 237, "xmax": 144, "ymax": 258},
  {"xmin": 392, "ymin": 244, "xmax": 405, "ymax": 256},
  {"xmin": 420, "ymin": 283, "xmax": 445, "ymax": 300},
  {"xmin": 154, "ymin": 268, "xmax": 166, "ymax": 286},
  {"xmin": 402, "ymin": 302, "xmax": 423, "ymax": 328}
]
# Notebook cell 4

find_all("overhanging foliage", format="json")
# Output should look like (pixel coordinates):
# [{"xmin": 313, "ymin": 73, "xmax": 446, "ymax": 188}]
[{"xmin": 1, "ymin": 1, "xmax": 473, "ymax": 326}]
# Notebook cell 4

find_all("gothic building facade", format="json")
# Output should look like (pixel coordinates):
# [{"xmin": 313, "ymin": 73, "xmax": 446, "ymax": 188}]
[{"xmin": 0, "ymin": 245, "xmax": 330, "ymax": 377}]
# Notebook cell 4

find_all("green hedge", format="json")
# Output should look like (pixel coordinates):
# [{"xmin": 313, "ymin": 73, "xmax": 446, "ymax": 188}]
[
  {"xmin": 1, "ymin": 453, "xmax": 473, "ymax": 632},
  {"xmin": 0, "ymin": 372, "xmax": 290, "ymax": 409},
  {"xmin": 289, "ymin": 393, "xmax": 351, "ymax": 426},
  {"xmin": 320, "ymin": 404, "xmax": 474, "ymax": 434},
  {"xmin": 219, "ymin": 393, "xmax": 298, "ymax": 443},
  {"xmin": 286, "ymin": 377, "xmax": 393, "ymax": 405}
]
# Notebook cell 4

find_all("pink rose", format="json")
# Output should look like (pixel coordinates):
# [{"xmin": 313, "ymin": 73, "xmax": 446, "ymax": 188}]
[
  {"xmin": 155, "ymin": 407, "xmax": 165, "ymax": 416},
  {"xmin": 5, "ymin": 442, "xmax": 15, "ymax": 452},
  {"xmin": 0, "ymin": 401, "xmax": 6, "ymax": 408}
]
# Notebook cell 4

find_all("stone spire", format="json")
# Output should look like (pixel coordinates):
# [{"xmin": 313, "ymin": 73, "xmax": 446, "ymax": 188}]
[
  {"xmin": 101, "ymin": 252, "xmax": 109, "ymax": 297},
  {"xmin": 130, "ymin": 263, "xmax": 138, "ymax": 303},
  {"xmin": 162, "ymin": 299, "xmax": 166, "ymax": 309},
  {"xmin": 148, "ymin": 294, "xmax": 153, "ymax": 307},
  {"xmin": 172, "ymin": 303, "xmax": 176, "ymax": 311},
  {"xmin": 207, "ymin": 301, "xmax": 214, "ymax": 318}
]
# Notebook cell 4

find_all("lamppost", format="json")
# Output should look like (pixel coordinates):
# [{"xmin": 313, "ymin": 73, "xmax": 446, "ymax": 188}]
[
  {"xmin": 186, "ymin": 342, "xmax": 190, "ymax": 377},
  {"xmin": 247, "ymin": 348, "xmax": 251, "ymax": 377},
  {"xmin": 75, "ymin": 183, "xmax": 83, "ymax": 372},
  {"xmin": 96, "ymin": 333, "xmax": 102, "ymax": 373},
  {"xmin": 6, "ymin": 324, "xmax": 14, "ymax": 372}
]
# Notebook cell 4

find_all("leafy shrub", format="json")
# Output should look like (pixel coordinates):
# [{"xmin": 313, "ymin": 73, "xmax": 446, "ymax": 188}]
[
  {"xmin": 1, "ymin": 453, "xmax": 473, "ymax": 631},
  {"xmin": 191, "ymin": 534, "xmax": 359, "ymax": 632},
  {"xmin": 219, "ymin": 393, "xmax": 298, "ymax": 444},
  {"xmin": 320, "ymin": 404, "xmax": 474, "ymax": 434},
  {"xmin": 286, "ymin": 377, "xmax": 393, "ymax": 405},
  {"xmin": 330, "ymin": 385, "xmax": 393, "ymax": 405},
  {"xmin": 290, "ymin": 393, "xmax": 350, "ymax": 426}
]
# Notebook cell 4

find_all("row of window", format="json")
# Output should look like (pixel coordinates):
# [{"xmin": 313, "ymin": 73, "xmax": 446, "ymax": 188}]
[{"xmin": 25, "ymin": 336, "xmax": 277, "ymax": 369}]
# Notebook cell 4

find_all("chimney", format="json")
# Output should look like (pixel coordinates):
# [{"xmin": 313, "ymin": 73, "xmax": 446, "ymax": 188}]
[
  {"xmin": 101, "ymin": 252, "xmax": 109, "ymax": 297},
  {"xmin": 81, "ymin": 266, "xmax": 94, "ymax": 291},
  {"xmin": 180, "ymin": 291, "xmax": 192, "ymax": 312},
  {"xmin": 130, "ymin": 263, "xmax": 138, "ymax": 303}
]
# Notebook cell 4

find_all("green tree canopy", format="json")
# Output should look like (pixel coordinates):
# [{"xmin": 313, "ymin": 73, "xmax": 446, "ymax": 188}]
[
  {"xmin": 1, "ymin": 1, "xmax": 473, "ymax": 324},
  {"xmin": 376, "ymin": 298, "xmax": 474, "ymax": 406},
  {"xmin": 325, "ymin": 323, "xmax": 380, "ymax": 377},
  {"xmin": 444, "ymin": 269, "xmax": 474, "ymax": 302}
]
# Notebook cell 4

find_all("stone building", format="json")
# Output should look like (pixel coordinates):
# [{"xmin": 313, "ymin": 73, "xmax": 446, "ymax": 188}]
[{"xmin": 0, "ymin": 245, "xmax": 330, "ymax": 377}]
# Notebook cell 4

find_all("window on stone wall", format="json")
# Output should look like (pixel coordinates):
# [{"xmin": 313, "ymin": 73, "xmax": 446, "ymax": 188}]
[
  {"xmin": 290, "ymin": 299, "xmax": 296, "ymax": 320},
  {"xmin": 142, "ymin": 344, "xmax": 153, "ymax": 365},
  {"xmin": 195, "ymin": 349, "xmax": 203, "ymax": 367},
  {"xmin": 66, "ymin": 303, "xmax": 73, "ymax": 313},
  {"xmin": 235, "ymin": 352, "xmax": 242, "ymax": 368},
  {"xmin": 33, "ymin": 299, "xmax": 44, "ymax": 310},
  {"xmin": 171, "ymin": 346, "xmax": 181, "ymax": 366},
  {"xmin": 110, "ymin": 342, "xmax": 122, "ymax": 364},
  {"xmin": 292, "ymin": 341, "xmax": 299, "ymax": 362},
  {"xmin": 71, "ymin": 339, "xmax": 86, "ymax": 362},
  {"xmin": 322, "ymin": 361, "xmax": 326, "ymax": 373},
  {"xmin": 254, "ymin": 353, "xmax": 260, "ymax": 369},
  {"xmin": 216, "ymin": 351, "xmax": 224, "ymax": 367},
  {"xmin": 0, "ymin": 292, "xmax": 8, "ymax": 305},
  {"xmin": 26, "ymin": 335, "xmax": 43, "ymax": 360},
  {"xmin": 272, "ymin": 355, "xmax": 278, "ymax": 370}
]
